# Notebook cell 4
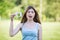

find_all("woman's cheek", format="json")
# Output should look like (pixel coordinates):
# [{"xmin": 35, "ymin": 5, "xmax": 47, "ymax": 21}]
[{"xmin": 33, "ymin": 14, "xmax": 35, "ymax": 18}]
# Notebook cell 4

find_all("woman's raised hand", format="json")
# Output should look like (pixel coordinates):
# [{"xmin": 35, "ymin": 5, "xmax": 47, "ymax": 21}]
[{"xmin": 10, "ymin": 13, "xmax": 16, "ymax": 20}]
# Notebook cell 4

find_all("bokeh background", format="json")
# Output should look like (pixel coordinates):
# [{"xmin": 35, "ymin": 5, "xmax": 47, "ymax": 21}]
[{"xmin": 0, "ymin": 0, "xmax": 60, "ymax": 40}]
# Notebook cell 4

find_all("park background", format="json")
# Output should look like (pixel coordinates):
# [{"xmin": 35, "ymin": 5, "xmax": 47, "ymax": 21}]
[{"xmin": 0, "ymin": 0, "xmax": 60, "ymax": 40}]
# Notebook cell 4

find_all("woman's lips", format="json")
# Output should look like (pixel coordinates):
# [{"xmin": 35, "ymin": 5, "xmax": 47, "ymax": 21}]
[{"xmin": 28, "ymin": 16, "xmax": 32, "ymax": 18}]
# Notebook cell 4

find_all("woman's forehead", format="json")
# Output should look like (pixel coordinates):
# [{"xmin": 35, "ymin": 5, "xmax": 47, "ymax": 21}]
[{"xmin": 28, "ymin": 9, "xmax": 34, "ymax": 11}]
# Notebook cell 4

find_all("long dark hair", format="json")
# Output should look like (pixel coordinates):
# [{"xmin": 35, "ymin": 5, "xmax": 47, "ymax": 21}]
[{"xmin": 21, "ymin": 6, "xmax": 41, "ymax": 24}]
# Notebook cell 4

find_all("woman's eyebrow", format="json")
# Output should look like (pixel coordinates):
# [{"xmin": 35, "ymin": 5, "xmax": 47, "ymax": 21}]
[{"xmin": 28, "ymin": 10, "xmax": 34, "ymax": 11}]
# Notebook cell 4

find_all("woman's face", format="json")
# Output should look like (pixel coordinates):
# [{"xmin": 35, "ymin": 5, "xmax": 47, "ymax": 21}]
[{"xmin": 26, "ymin": 8, "xmax": 35, "ymax": 20}]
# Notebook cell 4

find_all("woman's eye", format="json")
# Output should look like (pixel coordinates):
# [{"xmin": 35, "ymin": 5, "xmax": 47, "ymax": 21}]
[
  {"xmin": 28, "ymin": 11, "xmax": 30, "ymax": 13},
  {"xmin": 31, "ymin": 11, "xmax": 34, "ymax": 13},
  {"xmin": 28, "ymin": 11, "xmax": 34, "ymax": 13}
]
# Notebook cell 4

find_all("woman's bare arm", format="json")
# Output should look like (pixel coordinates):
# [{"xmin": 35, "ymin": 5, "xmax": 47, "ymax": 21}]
[
  {"xmin": 38, "ymin": 24, "xmax": 42, "ymax": 40},
  {"xmin": 9, "ymin": 14, "xmax": 22, "ymax": 37}
]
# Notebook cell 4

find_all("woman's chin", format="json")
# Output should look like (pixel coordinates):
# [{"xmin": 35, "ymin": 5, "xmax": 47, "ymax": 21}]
[{"xmin": 28, "ymin": 18, "xmax": 33, "ymax": 20}]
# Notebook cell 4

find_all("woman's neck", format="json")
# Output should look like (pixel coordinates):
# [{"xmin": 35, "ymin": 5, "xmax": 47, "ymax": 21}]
[{"xmin": 26, "ymin": 20, "xmax": 34, "ymax": 23}]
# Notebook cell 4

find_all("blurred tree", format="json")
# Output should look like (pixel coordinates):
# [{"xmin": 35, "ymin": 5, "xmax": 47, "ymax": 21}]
[
  {"xmin": 15, "ymin": 0, "xmax": 22, "ymax": 6},
  {"xmin": 0, "ymin": 0, "xmax": 40, "ymax": 21},
  {"xmin": 42, "ymin": 0, "xmax": 60, "ymax": 22},
  {"xmin": 0, "ymin": 0, "xmax": 15, "ymax": 19}
]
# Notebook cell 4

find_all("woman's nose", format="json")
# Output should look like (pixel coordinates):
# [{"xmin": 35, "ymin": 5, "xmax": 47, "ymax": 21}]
[{"xmin": 29, "ymin": 11, "xmax": 33, "ymax": 14}]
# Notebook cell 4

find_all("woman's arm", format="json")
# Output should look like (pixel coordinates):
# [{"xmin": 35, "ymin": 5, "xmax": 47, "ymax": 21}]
[
  {"xmin": 38, "ymin": 24, "xmax": 42, "ymax": 40},
  {"xmin": 9, "ymin": 14, "xmax": 22, "ymax": 37}
]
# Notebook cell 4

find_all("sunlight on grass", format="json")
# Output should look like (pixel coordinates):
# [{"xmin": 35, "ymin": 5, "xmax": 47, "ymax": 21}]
[
  {"xmin": 42, "ymin": 22, "xmax": 60, "ymax": 40},
  {"xmin": 0, "ymin": 20, "xmax": 60, "ymax": 40},
  {"xmin": 0, "ymin": 20, "xmax": 22, "ymax": 40}
]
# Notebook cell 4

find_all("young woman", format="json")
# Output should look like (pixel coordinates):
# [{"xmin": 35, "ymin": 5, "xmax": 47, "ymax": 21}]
[{"xmin": 9, "ymin": 6, "xmax": 42, "ymax": 40}]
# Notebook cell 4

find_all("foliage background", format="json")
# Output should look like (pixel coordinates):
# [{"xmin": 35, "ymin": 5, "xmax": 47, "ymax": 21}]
[{"xmin": 0, "ymin": 0, "xmax": 60, "ymax": 40}]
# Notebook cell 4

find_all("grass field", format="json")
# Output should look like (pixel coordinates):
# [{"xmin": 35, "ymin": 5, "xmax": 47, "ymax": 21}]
[{"xmin": 0, "ymin": 20, "xmax": 60, "ymax": 40}]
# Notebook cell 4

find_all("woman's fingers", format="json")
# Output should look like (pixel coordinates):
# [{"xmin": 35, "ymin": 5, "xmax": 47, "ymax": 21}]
[{"xmin": 10, "ymin": 14, "xmax": 16, "ymax": 19}]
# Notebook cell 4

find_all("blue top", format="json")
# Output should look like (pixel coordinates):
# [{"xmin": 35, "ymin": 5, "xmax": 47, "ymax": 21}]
[{"xmin": 21, "ymin": 23, "xmax": 39, "ymax": 40}]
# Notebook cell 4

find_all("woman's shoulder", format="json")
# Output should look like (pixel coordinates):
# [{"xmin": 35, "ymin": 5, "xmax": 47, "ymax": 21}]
[
  {"xmin": 36, "ymin": 22, "xmax": 42, "ymax": 29},
  {"xmin": 17, "ymin": 22, "xmax": 24, "ymax": 27},
  {"xmin": 36, "ymin": 22, "xmax": 41, "ymax": 26}
]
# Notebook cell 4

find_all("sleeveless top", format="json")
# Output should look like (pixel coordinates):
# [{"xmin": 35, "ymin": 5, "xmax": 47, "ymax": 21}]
[{"xmin": 21, "ymin": 23, "xmax": 40, "ymax": 40}]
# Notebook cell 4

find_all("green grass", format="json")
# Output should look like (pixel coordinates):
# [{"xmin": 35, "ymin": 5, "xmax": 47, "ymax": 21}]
[
  {"xmin": 0, "ymin": 20, "xmax": 60, "ymax": 40},
  {"xmin": 0, "ymin": 20, "xmax": 22, "ymax": 40},
  {"xmin": 42, "ymin": 22, "xmax": 60, "ymax": 40}
]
